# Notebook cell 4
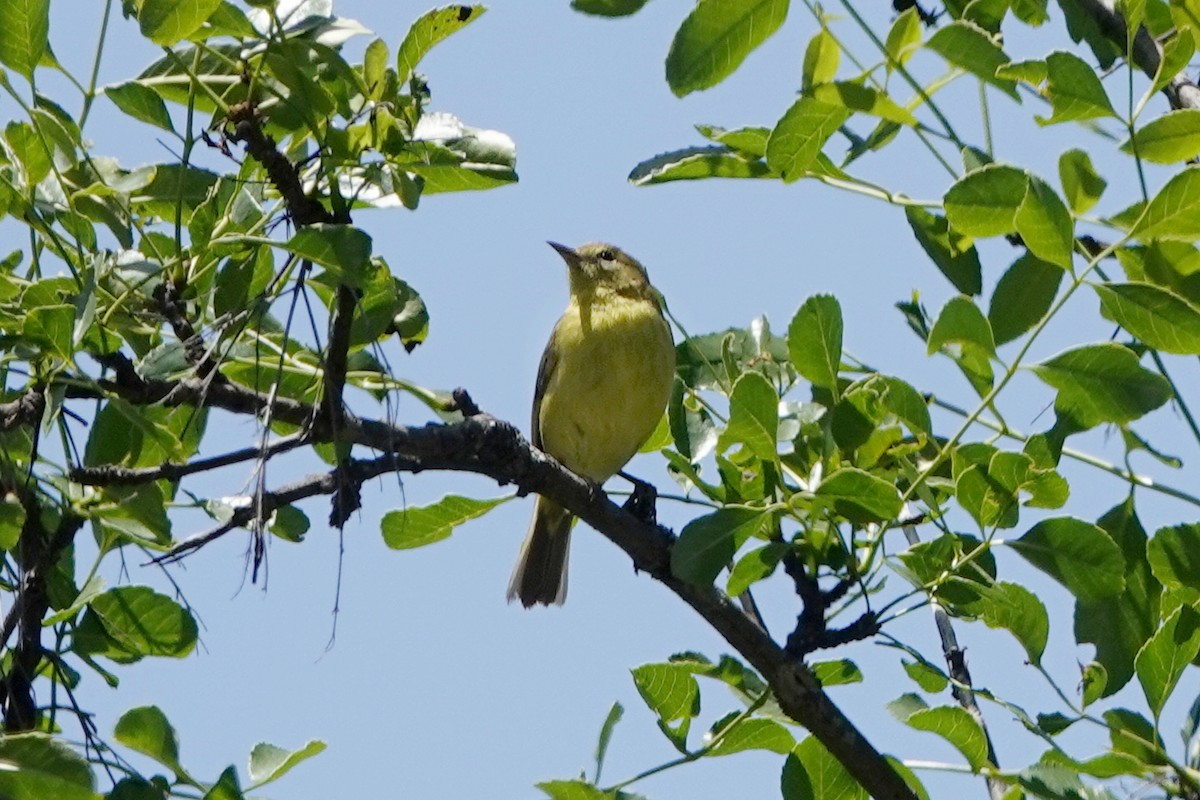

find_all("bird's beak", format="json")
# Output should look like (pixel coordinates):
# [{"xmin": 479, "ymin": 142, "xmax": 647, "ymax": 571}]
[{"xmin": 547, "ymin": 241, "xmax": 581, "ymax": 270}]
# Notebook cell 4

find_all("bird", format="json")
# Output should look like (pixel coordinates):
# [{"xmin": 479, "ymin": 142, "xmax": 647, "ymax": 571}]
[{"xmin": 507, "ymin": 241, "xmax": 675, "ymax": 607}]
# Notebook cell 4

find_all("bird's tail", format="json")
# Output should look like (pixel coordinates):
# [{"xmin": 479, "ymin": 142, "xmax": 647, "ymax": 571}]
[{"xmin": 507, "ymin": 497, "xmax": 573, "ymax": 607}]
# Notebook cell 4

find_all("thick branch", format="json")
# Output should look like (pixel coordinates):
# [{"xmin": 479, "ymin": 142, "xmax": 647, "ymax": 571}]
[{"xmin": 1073, "ymin": 0, "xmax": 1200, "ymax": 109}]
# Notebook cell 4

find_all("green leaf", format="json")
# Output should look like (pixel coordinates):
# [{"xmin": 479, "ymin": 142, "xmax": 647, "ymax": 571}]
[
  {"xmin": 0, "ymin": 0, "xmax": 49, "ymax": 79},
  {"xmin": 885, "ymin": 8, "xmax": 923, "ymax": 69},
  {"xmin": 1015, "ymin": 175, "xmax": 1075, "ymax": 268},
  {"xmin": 904, "ymin": 207, "xmax": 983, "ymax": 295},
  {"xmin": 1147, "ymin": 523, "xmax": 1200, "ymax": 594},
  {"xmin": 811, "ymin": 659, "xmax": 864, "ymax": 686},
  {"xmin": 765, "ymin": 96, "xmax": 851, "ymax": 181},
  {"xmin": 927, "ymin": 295, "xmax": 995, "ymax": 356},
  {"xmin": 989, "ymin": 254, "xmax": 1063, "ymax": 345},
  {"xmin": 137, "ymin": 0, "xmax": 223, "ymax": 45},
  {"xmin": 203, "ymin": 766, "xmax": 243, "ymax": 800},
  {"xmin": 105, "ymin": 81, "xmax": 175, "ymax": 134},
  {"xmin": 665, "ymin": 0, "xmax": 790, "ymax": 97},
  {"xmin": 781, "ymin": 737, "xmax": 869, "ymax": 800},
  {"xmin": 1031, "ymin": 342, "xmax": 1172, "ymax": 427},
  {"xmin": 1037, "ymin": 51, "xmax": 1117, "ymax": 124},
  {"xmin": 802, "ymin": 28, "xmax": 839, "ymax": 89},
  {"xmin": 1122, "ymin": 109, "xmax": 1200, "ymax": 163},
  {"xmin": 628, "ymin": 146, "xmax": 776, "ymax": 185},
  {"xmin": 1104, "ymin": 707, "xmax": 1165, "ymax": 764},
  {"xmin": 708, "ymin": 716, "xmax": 795, "ymax": 755},
  {"xmin": 593, "ymin": 702, "xmax": 622, "ymax": 783},
  {"xmin": 943, "ymin": 164, "xmax": 1027, "ymax": 237},
  {"xmin": 0, "ymin": 734, "xmax": 95, "ymax": 800},
  {"xmin": 1132, "ymin": 168, "xmax": 1200, "ymax": 241},
  {"xmin": 961, "ymin": 581, "xmax": 1049, "ymax": 664},
  {"xmin": 906, "ymin": 706, "xmax": 990, "ymax": 770},
  {"xmin": 1010, "ymin": 517, "xmax": 1124, "ymax": 601},
  {"xmin": 631, "ymin": 663, "xmax": 700, "ymax": 748},
  {"xmin": 788, "ymin": 294, "xmax": 843, "ymax": 391},
  {"xmin": 727, "ymin": 541, "xmax": 787, "ymax": 595},
  {"xmin": 814, "ymin": 467, "xmax": 903, "ymax": 523},
  {"xmin": 1059, "ymin": 148, "xmax": 1107, "ymax": 214},
  {"xmin": 282, "ymin": 225, "xmax": 372, "ymax": 288},
  {"xmin": 672, "ymin": 507, "xmax": 767, "ymax": 585},
  {"xmin": 571, "ymin": 0, "xmax": 651, "ymax": 15},
  {"xmin": 624, "ymin": 145, "xmax": 772, "ymax": 184},
  {"xmin": 1075, "ymin": 501, "xmax": 1162, "ymax": 697},
  {"xmin": 696, "ymin": 124, "xmax": 772, "ymax": 157},
  {"xmin": 1094, "ymin": 281, "xmax": 1200, "ymax": 353},
  {"xmin": 0, "ymin": 495, "xmax": 24, "ymax": 551},
  {"xmin": 924, "ymin": 21, "xmax": 1018, "ymax": 98},
  {"xmin": 537, "ymin": 780, "xmax": 609, "ymax": 800},
  {"xmin": 396, "ymin": 5, "xmax": 485, "ymax": 83},
  {"xmin": 718, "ymin": 372, "xmax": 780, "ymax": 461},
  {"xmin": 809, "ymin": 82, "xmax": 918, "ymax": 125},
  {"xmin": 83, "ymin": 586, "xmax": 198, "ymax": 659},
  {"xmin": 1135, "ymin": 605, "xmax": 1200, "ymax": 716},
  {"xmin": 23, "ymin": 303, "xmax": 75, "ymax": 361},
  {"xmin": 114, "ymin": 706, "xmax": 186, "ymax": 776},
  {"xmin": 381, "ymin": 495, "xmax": 505, "ymax": 550},
  {"xmin": 903, "ymin": 659, "xmax": 949, "ymax": 692},
  {"xmin": 247, "ymin": 741, "xmax": 327, "ymax": 788}
]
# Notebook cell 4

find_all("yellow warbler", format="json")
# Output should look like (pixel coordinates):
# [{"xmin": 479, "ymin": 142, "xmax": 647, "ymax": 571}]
[{"xmin": 507, "ymin": 242, "xmax": 675, "ymax": 607}]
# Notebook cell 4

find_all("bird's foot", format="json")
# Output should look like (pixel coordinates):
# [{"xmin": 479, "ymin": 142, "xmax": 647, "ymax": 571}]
[{"xmin": 620, "ymin": 472, "xmax": 658, "ymax": 525}]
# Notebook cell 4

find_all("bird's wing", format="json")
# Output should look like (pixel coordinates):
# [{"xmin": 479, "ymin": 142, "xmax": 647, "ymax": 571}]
[{"xmin": 530, "ymin": 331, "xmax": 559, "ymax": 450}]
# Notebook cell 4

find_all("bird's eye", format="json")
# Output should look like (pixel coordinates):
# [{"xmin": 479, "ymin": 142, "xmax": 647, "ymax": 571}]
[{"xmin": 599, "ymin": 249, "xmax": 616, "ymax": 262}]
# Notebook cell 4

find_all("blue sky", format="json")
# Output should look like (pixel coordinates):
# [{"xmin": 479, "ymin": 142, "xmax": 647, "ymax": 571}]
[{"xmin": 31, "ymin": 1, "xmax": 1200, "ymax": 798}]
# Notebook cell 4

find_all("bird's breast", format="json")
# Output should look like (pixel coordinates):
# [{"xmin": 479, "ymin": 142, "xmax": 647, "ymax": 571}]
[{"xmin": 538, "ymin": 298, "xmax": 674, "ymax": 481}]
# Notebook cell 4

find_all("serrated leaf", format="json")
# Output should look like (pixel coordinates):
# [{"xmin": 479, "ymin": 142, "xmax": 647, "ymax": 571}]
[
  {"xmin": 138, "ymin": 0, "xmax": 223, "ymax": 45},
  {"xmin": 766, "ymin": 96, "xmax": 850, "ymax": 181},
  {"xmin": 1094, "ymin": 281, "xmax": 1200, "ymax": 353},
  {"xmin": 105, "ymin": 81, "xmax": 175, "ymax": 133},
  {"xmin": 885, "ymin": 8, "xmax": 923, "ymax": 69},
  {"xmin": 571, "ymin": 0, "xmax": 650, "ymax": 15},
  {"xmin": 247, "ymin": 741, "xmax": 326, "ymax": 787},
  {"xmin": 781, "ymin": 737, "xmax": 869, "ymax": 800},
  {"xmin": 989, "ymin": 254, "xmax": 1063, "ymax": 345},
  {"xmin": 962, "ymin": 581, "xmax": 1049, "ymax": 664},
  {"xmin": 1147, "ymin": 523, "xmax": 1200, "ymax": 594},
  {"xmin": 811, "ymin": 659, "xmax": 863, "ymax": 686},
  {"xmin": 628, "ymin": 146, "xmax": 775, "ymax": 185},
  {"xmin": 0, "ymin": 734, "xmax": 95, "ymax": 800},
  {"xmin": 396, "ymin": 5, "xmax": 485, "ymax": 83},
  {"xmin": 903, "ymin": 659, "xmax": 949, "ymax": 692},
  {"xmin": 381, "ymin": 495, "xmax": 505, "ymax": 550},
  {"xmin": 906, "ymin": 706, "xmax": 990, "ymax": 769},
  {"xmin": 631, "ymin": 662, "xmax": 700, "ymax": 748},
  {"xmin": 1122, "ymin": 109, "xmax": 1200, "ymax": 163},
  {"xmin": 1031, "ymin": 342, "xmax": 1172, "ymax": 427},
  {"xmin": 802, "ymin": 28, "xmax": 838, "ymax": 89},
  {"xmin": 665, "ymin": 0, "xmax": 789, "ymax": 97},
  {"xmin": 282, "ymin": 224, "xmax": 372, "ymax": 288},
  {"xmin": 707, "ymin": 716, "xmax": 795, "ymax": 755},
  {"xmin": 718, "ymin": 372, "xmax": 780, "ymax": 461},
  {"xmin": 114, "ymin": 706, "xmax": 185, "ymax": 776},
  {"xmin": 925, "ymin": 21, "xmax": 1017, "ymax": 98},
  {"xmin": 0, "ymin": 0, "xmax": 49, "ymax": 79},
  {"xmin": 82, "ymin": 586, "xmax": 198, "ymax": 659},
  {"xmin": 927, "ymin": 295, "xmax": 995, "ymax": 356},
  {"xmin": 672, "ymin": 507, "xmax": 768, "ymax": 585},
  {"xmin": 1015, "ymin": 175, "xmax": 1074, "ymax": 268},
  {"xmin": 1037, "ymin": 51, "xmax": 1117, "ymax": 124},
  {"xmin": 727, "ymin": 541, "xmax": 787, "ymax": 595},
  {"xmin": 788, "ymin": 294, "xmax": 843, "ymax": 390},
  {"xmin": 944, "ymin": 164, "xmax": 1027, "ymax": 237},
  {"xmin": 814, "ymin": 467, "xmax": 902, "ymax": 523},
  {"xmin": 1135, "ymin": 605, "xmax": 1200, "ymax": 716},
  {"xmin": 1010, "ymin": 517, "xmax": 1124, "ymax": 601},
  {"xmin": 1059, "ymin": 148, "xmax": 1107, "ymax": 214},
  {"xmin": 1132, "ymin": 168, "xmax": 1200, "ymax": 241},
  {"xmin": 905, "ymin": 207, "xmax": 983, "ymax": 295}
]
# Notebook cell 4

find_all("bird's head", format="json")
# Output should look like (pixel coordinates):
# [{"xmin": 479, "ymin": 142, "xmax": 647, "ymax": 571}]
[{"xmin": 548, "ymin": 241, "xmax": 659, "ymax": 304}]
